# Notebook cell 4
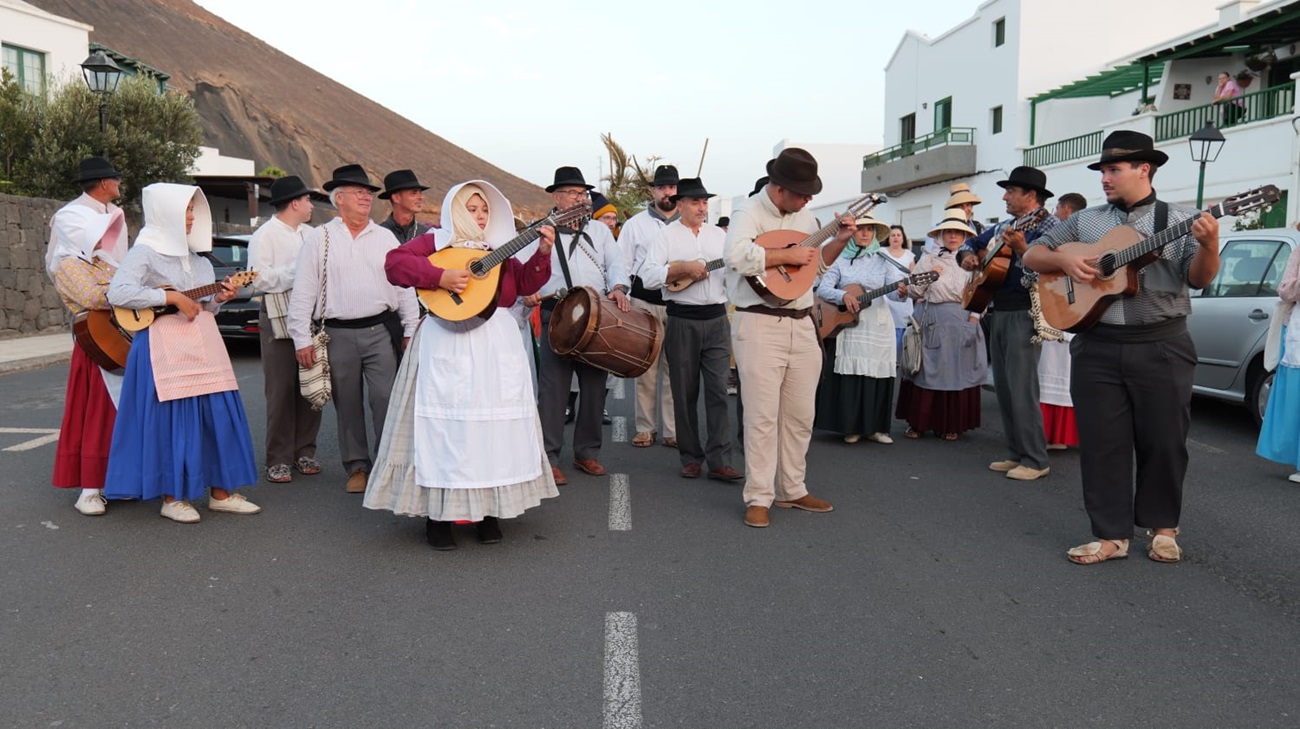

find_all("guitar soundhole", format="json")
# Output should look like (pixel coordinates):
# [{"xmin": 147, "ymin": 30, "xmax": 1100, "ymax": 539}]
[
  {"xmin": 469, "ymin": 259, "xmax": 487, "ymax": 278},
  {"xmin": 1096, "ymin": 251, "xmax": 1119, "ymax": 280}
]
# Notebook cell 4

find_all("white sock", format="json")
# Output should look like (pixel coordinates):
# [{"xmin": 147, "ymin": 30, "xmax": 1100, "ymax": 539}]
[{"xmin": 80, "ymin": 488, "xmax": 101, "ymax": 498}]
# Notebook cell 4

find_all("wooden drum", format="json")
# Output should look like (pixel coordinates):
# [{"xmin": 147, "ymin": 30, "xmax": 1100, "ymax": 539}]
[{"xmin": 547, "ymin": 286, "xmax": 663, "ymax": 378}]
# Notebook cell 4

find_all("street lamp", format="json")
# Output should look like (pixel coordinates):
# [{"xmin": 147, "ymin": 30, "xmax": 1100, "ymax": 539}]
[
  {"xmin": 1189, "ymin": 121, "xmax": 1226, "ymax": 209},
  {"xmin": 79, "ymin": 50, "xmax": 123, "ymax": 155}
]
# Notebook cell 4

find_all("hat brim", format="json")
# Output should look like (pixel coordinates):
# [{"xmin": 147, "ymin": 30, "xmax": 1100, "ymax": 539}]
[
  {"xmin": 996, "ymin": 180, "xmax": 1054, "ymax": 199},
  {"xmin": 928, "ymin": 220, "xmax": 976, "ymax": 238},
  {"xmin": 766, "ymin": 158, "xmax": 823, "ymax": 197},
  {"xmin": 76, "ymin": 171, "xmax": 121, "ymax": 184},
  {"xmin": 377, "ymin": 183, "xmax": 430, "ymax": 200},
  {"xmin": 945, "ymin": 192, "xmax": 982, "ymax": 207},
  {"xmin": 323, "ymin": 180, "xmax": 381, "ymax": 192},
  {"xmin": 855, "ymin": 219, "xmax": 891, "ymax": 242},
  {"xmin": 1086, "ymin": 150, "xmax": 1169, "ymax": 171},
  {"xmin": 670, "ymin": 192, "xmax": 717, "ymax": 203},
  {"xmin": 545, "ymin": 182, "xmax": 595, "ymax": 193},
  {"xmin": 268, "ymin": 191, "xmax": 312, "ymax": 206}
]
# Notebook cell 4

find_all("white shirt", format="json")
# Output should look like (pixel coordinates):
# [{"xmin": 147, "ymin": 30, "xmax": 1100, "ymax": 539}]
[
  {"xmin": 538, "ymin": 218, "xmax": 629, "ymax": 297},
  {"xmin": 287, "ymin": 217, "xmax": 420, "ymax": 350},
  {"xmin": 619, "ymin": 206, "xmax": 678, "ymax": 280},
  {"xmin": 248, "ymin": 215, "xmax": 307, "ymax": 294},
  {"xmin": 640, "ymin": 220, "xmax": 728, "ymax": 306},
  {"xmin": 723, "ymin": 187, "xmax": 829, "ymax": 309}
]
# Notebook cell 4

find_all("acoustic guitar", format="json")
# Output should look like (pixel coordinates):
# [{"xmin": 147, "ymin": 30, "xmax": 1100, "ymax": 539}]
[
  {"xmin": 746, "ymin": 193, "xmax": 886, "ymax": 306},
  {"xmin": 815, "ymin": 271, "xmax": 938, "ymax": 340},
  {"xmin": 1037, "ymin": 185, "xmax": 1280, "ymax": 333},
  {"xmin": 665, "ymin": 258, "xmax": 724, "ymax": 292},
  {"xmin": 72, "ymin": 310, "xmax": 133, "ymax": 372},
  {"xmin": 961, "ymin": 207, "xmax": 1051, "ymax": 312},
  {"xmin": 112, "ymin": 270, "xmax": 259, "ymax": 332},
  {"xmin": 418, "ymin": 202, "xmax": 590, "ymax": 321}
]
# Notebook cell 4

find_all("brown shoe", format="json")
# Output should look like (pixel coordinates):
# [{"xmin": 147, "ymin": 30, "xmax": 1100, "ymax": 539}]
[
  {"xmin": 551, "ymin": 466, "xmax": 567, "ymax": 486},
  {"xmin": 774, "ymin": 493, "xmax": 833, "ymax": 512},
  {"xmin": 744, "ymin": 505, "xmax": 770, "ymax": 528},
  {"xmin": 707, "ymin": 466, "xmax": 744, "ymax": 482},
  {"xmin": 680, "ymin": 463, "xmax": 701, "ymax": 478},
  {"xmin": 345, "ymin": 471, "xmax": 368, "ymax": 493},
  {"xmin": 662, "ymin": 437, "xmax": 678, "ymax": 449},
  {"xmin": 573, "ymin": 459, "xmax": 607, "ymax": 476}
]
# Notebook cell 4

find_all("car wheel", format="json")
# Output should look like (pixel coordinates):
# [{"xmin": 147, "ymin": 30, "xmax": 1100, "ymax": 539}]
[{"xmin": 1250, "ymin": 367, "xmax": 1274, "ymax": 425}]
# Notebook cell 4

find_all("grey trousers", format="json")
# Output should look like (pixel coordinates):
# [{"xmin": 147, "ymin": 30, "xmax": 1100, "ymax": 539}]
[
  {"xmin": 259, "ymin": 308, "xmax": 321, "ymax": 468},
  {"xmin": 539, "ymin": 309, "xmax": 606, "ymax": 464},
  {"xmin": 324, "ymin": 324, "xmax": 397, "ymax": 476},
  {"xmin": 664, "ymin": 313, "xmax": 734, "ymax": 470},
  {"xmin": 989, "ymin": 309, "xmax": 1049, "ymax": 470}
]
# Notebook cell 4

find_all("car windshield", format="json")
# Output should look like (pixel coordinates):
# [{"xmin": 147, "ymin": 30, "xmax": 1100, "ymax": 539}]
[{"xmin": 210, "ymin": 239, "xmax": 249, "ymax": 267}]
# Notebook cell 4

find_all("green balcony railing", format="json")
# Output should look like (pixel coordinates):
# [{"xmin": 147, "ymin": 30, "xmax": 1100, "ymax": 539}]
[
  {"xmin": 1154, "ymin": 83, "xmax": 1295, "ymax": 141},
  {"xmin": 863, "ymin": 127, "xmax": 976, "ymax": 169},
  {"xmin": 1022, "ymin": 130, "xmax": 1103, "ymax": 168}
]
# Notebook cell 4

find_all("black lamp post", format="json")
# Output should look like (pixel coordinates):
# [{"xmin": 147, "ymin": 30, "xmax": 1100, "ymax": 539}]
[
  {"xmin": 79, "ymin": 50, "xmax": 123, "ymax": 156},
  {"xmin": 1189, "ymin": 121, "xmax": 1226, "ymax": 209}
]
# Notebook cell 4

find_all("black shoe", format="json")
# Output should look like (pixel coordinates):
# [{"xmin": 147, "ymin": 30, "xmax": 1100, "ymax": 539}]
[
  {"xmin": 426, "ymin": 519, "xmax": 457, "ymax": 551},
  {"xmin": 602, "ymin": 409, "xmax": 612, "ymax": 425},
  {"xmin": 476, "ymin": 516, "xmax": 503, "ymax": 544}
]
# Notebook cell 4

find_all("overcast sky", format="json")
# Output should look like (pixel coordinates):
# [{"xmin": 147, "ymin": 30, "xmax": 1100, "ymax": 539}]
[{"xmin": 194, "ymin": 0, "xmax": 982, "ymax": 199}]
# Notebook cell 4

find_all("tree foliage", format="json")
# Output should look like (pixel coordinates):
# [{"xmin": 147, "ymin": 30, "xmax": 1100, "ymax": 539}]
[
  {"xmin": 600, "ymin": 132, "xmax": 660, "ymax": 219},
  {"xmin": 0, "ymin": 72, "xmax": 201, "ymax": 211}
]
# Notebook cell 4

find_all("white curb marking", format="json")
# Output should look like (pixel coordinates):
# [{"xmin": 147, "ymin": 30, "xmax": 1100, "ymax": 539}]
[{"xmin": 603, "ymin": 611, "xmax": 642, "ymax": 729}]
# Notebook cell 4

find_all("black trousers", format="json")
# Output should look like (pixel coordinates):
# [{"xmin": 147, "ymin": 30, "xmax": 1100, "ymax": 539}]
[
  {"xmin": 1070, "ymin": 323, "xmax": 1196, "ymax": 540},
  {"xmin": 664, "ymin": 313, "xmax": 734, "ymax": 470},
  {"xmin": 539, "ymin": 309, "xmax": 607, "ymax": 464}
]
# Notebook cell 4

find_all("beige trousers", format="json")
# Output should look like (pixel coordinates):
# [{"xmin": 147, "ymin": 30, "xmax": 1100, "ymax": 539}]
[
  {"xmin": 732, "ymin": 311, "xmax": 821, "ymax": 507},
  {"xmin": 633, "ymin": 299, "xmax": 675, "ymax": 438}
]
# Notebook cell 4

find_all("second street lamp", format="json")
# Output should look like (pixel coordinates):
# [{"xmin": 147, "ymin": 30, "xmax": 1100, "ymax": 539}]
[
  {"xmin": 1189, "ymin": 121, "xmax": 1226, "ymax": 209},
  {"xmin": 80, "ymin": 50, "xmax": 124, "ymax": 156}
]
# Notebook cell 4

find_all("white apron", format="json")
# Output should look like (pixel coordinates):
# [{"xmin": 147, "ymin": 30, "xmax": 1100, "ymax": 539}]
[
  {"xmin": 1038, "ymin": 336, "xmax": 1074, "ymax": 407},
  {"xmin": 413, "ymin": 309, "xmax": 542, "ymax": 489},
  {"xmin": 835, "ymin": 301, "xmax": 896, "ymax": 377},
  {"xmin": 1283, "ymin": 306, "xmax": 1300, "ymax": 368}
]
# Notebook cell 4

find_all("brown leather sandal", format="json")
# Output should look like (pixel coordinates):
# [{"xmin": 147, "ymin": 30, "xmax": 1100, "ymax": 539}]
[
  {"xmin": 1067, "ymin": 538, "xmax": 1130, "ymax": 565},
  {"xmin": 1147, "ymin": 529, "xmax": 1182, "ymax": 563},
  {"xmin": 631, "ymin": 431, "xmax": 655, "ymax": 448}
]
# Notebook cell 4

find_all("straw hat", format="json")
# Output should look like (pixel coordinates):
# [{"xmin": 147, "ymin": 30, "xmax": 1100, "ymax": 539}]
[
  {"xmin": 854, "ymin": 214, "xmax": 891, "ymax": 243},
  {"xmin": 944, "ymin": 182, "xmax": 982, "ymax": 208},
  {"xmin": 928, "ymin": 216, "xmax": 976, "ymax": 238}
]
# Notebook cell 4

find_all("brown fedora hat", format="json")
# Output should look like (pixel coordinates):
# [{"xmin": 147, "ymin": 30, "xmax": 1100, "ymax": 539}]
[{"xmin": 766, "ymin": 148, "xmax": 822, "ymax": 197}]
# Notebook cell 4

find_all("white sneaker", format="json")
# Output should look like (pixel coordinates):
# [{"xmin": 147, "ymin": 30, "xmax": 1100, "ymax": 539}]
[
  {"xmin": 866, "ymin": 433, "xmax": 894, "ymax": 444},
  {"xmin": 843, "ymin": 434, "xmax": 861, "ymax": 444},
  {"xmin": 1288, "ymin": 472, "xmax": 1300, "ymax": 484},
  {"xmin": 208, "ymin": 492, "xmax": 261, "ymax": 514},
  {"xmin": 74, "ymin": 490, "xmax": 107, "ymax": 516},
  {"xmin": 160, "ymin": 500, "xmax": 201, "ymax": 523}
]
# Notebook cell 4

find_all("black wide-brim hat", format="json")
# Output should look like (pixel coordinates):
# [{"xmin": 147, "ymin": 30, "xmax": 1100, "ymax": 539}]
[
  {"xmin": 766, "ymin": 148, "xmax": 822, "ymax": 197},
  {"xmin": 670, "ymin": 177, "xmax": 716, "ymax": 202},
  {"xmin": 76, "ymin": 156, "xmax": 122, "ymax": 183},
  {"xmin": 996, "ymin": 165, "xmax": 1053, "ymax": 199},
  {"xmin": 545, "ymin": 166, "xmax": 594, "ymax": 193},
  {"xmin": 650, "ymin": 164, "xmax": 680, "ymax": 188},
  {"xmin": 322, "ymin": 163, "xmax": 381, "ymax": 192},
  {"xmin": 1087, "ymin": 130, "xmax": 1168, "ymax": 171},
  {"xmin": 378, "ymin": 169, "xmax": 429, "ymax": 200},
  {"xmin": 267, "ymin": 175, "xmax": 314, "ymax": 206}
]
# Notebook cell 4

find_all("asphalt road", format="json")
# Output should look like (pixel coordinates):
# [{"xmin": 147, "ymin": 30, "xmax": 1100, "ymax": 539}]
[{"xmin": 2, "ymin": 340, "xmax": 1298, "ymax": 728}]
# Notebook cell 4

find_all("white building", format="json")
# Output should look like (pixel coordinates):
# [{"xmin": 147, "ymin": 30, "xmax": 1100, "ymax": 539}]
[
  {"xmin": 866, "ymin": 0, "xmax": 1236, "ymax": 241},
  {"xmin": 0, "ymin": 0, "xmax": 91, "ymax": 95}
]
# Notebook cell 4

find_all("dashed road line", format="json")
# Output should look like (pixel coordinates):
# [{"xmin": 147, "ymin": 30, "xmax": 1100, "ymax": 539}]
[
  {"xmin": 603, "ymin": 611, "xmax": 642, "ymax": 729},
  {"xmin": 612, "ymin": 378, "xmax": 626, "ymax": 400},
  {"xmin": 612, "ymin": 416, "xmax": 627, "ymax": 443},
  {"xmin": 0, "ymin": 427, "xmax": 60, "ymax": 452},
  {"xmin": 609, "ymin": 474, "xmax": 631, "ymax": 531}
]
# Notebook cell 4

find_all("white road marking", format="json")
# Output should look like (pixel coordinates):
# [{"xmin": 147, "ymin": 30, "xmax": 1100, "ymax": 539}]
[
  {"xmin": 603, "ymin": 611, "xmax": 642, "ymax": 729},
  {"xmin": 609, "ymin": 474, "xmax": 631, "ymax": 531},
  {"xmin": 0, "ymin": 427, "xmax": 60, "ymax": 433},
  {"xmin": 1, "ymin": 428, "xmax": 61, "ymax": 452},
  {"xmin": 612, "ymin": 378, "xmax": 626, "ymax": 400},
  {"xmin": 41, "ymin": 521, "xmax": 59, "ymax": 530},
  {"xmin": 612, "ymin": 416, "xmax": 627, "ymax": 442},
  {"xmin": 1187, "ymin": 438, "xmax": 1225, "ymax": 455}
]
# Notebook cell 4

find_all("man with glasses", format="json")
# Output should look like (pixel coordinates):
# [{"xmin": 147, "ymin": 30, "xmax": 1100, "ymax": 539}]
[
  {"xmin": 523, "ymin": 167, "xmax": 629, "ymax": 485},
  {"xmin": 288, "ymin": 164, "xmax": 419, "ymax": 494}
]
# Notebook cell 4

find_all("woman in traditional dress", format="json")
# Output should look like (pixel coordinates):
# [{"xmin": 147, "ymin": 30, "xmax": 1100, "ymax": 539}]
[
  {"xmin": 104, "ymin": 183, "xmax": 260, "ymax": 522},
  {"xmin": 895, "ymin": 217, "xmax": 988, "ymax": 440},
  {"xmin": 369, "ymin": 180, "xmax": 559, "ymax": 550},
  {"xmin": 1256, "ymin": 248, "xmax": 1300, "ymax": 482},
  {"xmin": 883, "ymin": 224, "xmax": 915, "ymax": 348},
  {"xmin": 1038, "ymin": 334, "xmax": 1079, "ymax": 449},
  {"xmin": 814, "ymin": 216, "xmax": 904, "ymax": 445},
  {"xmin": 46, "ymin": 199, "xmax": 127, "ymax": 515}
]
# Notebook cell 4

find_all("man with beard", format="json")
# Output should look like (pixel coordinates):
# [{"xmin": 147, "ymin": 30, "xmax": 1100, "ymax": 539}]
[
  {"xmin": 378, "ymin": 169, "xmax": 431, "ymax": 243},
  {"xmin": 620, "ymin": 164, "xmax": 680, "ymax": 449}
]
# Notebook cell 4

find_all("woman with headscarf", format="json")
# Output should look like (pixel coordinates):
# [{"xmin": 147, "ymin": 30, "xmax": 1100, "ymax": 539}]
[
  {"xmin": 895, "ymin": 217, "xmax": 988, "ymax": 440},
  {"xmin": 45, "ymin": 192, "xmax": 128, "ymax": 515},
  {"xmin": 814, "ymin": 216, "xmax": 904, "ymax": 444},
  {"xmin": 371, "ymin": 180, "xmax": 559, "ymax": 550},
  {"xmin": 104, "ymin": 183, "xmax": 260, "ymax": 522}
]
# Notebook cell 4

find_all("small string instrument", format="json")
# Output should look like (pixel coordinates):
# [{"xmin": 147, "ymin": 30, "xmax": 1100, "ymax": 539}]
[
  {"xmin": 112, "ymin": 270, "xmax": 258, "ymax": 332},
  {"xmin": 815, "ymin": 271, "xmax": 938, "ymax": 340},
  {"xmin": 961, "ymin": 207, "xmax": 1051, "ymax": 313},
  {"xmin": 665, "ymin": 258, "xmax": 725, "ymax": 292}
]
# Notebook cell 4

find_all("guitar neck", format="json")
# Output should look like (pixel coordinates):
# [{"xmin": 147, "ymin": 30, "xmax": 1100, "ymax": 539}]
[
  {"xmin": 796, "ymin": 194, "xmax": 881, "ymax": 249},
  {"xmin": 705, "ymin": 258, "xmax": 725, "ymax": 272},
  {"xmin": 1111, "ymin": 202, "xmax": 1223, "ymax": 271},
  {"xmin": 178, "ymin": 282, "xmax": 228, "ymax": 302},
  {"xmin": 470, "ymin": 226, "xmax": 545, "ymax": 272}
]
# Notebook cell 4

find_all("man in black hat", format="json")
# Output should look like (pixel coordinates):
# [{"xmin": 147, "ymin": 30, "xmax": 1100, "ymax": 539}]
[
  {"xmin": 724, "ymin": 148, "xmax": 857, "ymax": 528},
  {"xmin": 639, "ymin": 178, "xmax": 742, "ymax": 482},
  {"xmin": 957, "ymin": 165, "xmax": 1058, "ymax": 482},
  {"xmin": 525, "ymin": 166, "xmax": 630, "ymax": 485},
  {"xmin": 248, "ymin": 175, "xmax": 323, "ymax": 485},
  {"xmin": 378, "ymin": 169, "xmax": 431, "ymax": 242},
  {"xmin": 620, "ymin": 164, "xmax": 680, "ymax": 449},
  {"xmin": 288, "ymin": 164, "xmax": 420, "ymax": 494},
  {"xmin": 1024, "ymin": 130, "xmax": 1220, "ymax": 566}
]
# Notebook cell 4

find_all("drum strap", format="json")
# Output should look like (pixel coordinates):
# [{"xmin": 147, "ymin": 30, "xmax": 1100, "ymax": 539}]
[{"xmin": 556, "ymin": 227, "xmax": 598, "ymax": 291}]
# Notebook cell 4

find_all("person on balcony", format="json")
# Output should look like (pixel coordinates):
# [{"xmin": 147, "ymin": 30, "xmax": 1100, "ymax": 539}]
[{"xmin": 1213, "ymin": 71, "xmax": 1246, "ymax": 127}]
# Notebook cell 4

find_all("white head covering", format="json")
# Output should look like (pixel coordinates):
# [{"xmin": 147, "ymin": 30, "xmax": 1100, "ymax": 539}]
[
  {"xmin": 45, "ymin": 205, "xmax": 128, "ymax": 276},
  {"xmin": 134, "ymin": 183, "xmax": 212, "ymax": 271},
  {"xmin": 431, "ymin": 179, "xmax": 514, "ymax": 252}
]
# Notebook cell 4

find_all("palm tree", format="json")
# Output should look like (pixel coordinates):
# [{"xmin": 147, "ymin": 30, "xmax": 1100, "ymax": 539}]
[{"xmin": 600, "ymin": 132, "xmax": 659, "ymax": 220}]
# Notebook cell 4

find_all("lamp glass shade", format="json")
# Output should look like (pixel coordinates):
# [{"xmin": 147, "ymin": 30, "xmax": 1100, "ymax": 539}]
[
  {"xmin": 1188, "ymin": 122, "xmax": 1226, "ymax": 164},
  {"xmin": 80, "ymin": 51, "xmax": 123, "ymax": 95}
]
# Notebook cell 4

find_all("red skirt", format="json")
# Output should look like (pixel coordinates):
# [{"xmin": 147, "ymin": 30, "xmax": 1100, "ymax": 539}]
[
  {"xmin": 895, "ymin": 381, "xmax": 982, "ymax": 435},
  {"xmin": 52, "ymin": 344, "xmax": 117, "ymax": 489},
  {"xmin": 1041, "ymin": 403, "xmax": 1079, "ymax": 446}
]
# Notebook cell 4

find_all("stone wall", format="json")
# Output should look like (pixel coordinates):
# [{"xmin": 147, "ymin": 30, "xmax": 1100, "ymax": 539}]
[{"xmin": 0, "ymin": 194, "xmax": 68, "ymax": 339}]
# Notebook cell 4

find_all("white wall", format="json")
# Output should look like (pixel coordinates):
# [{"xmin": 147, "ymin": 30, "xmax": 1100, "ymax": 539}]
[
  {"xmin": 193, "ymin": 146, "xmax": 256, "ymax": 177},
  {"xmin": 0, "ymin": 0, "xmax": 90, "ymax": 85}
]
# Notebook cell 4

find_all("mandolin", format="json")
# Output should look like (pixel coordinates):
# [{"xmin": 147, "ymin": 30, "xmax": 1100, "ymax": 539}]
[
  {"xmin": 961, "ymin": 207, "xmax": 1051, "ymax": 312},
  {"xmin": 418, "ymin": 202, "xmax": 590, "ymax": 321},
  {"xmin": 746, "ymin": 193, "xmax": 886, "ymax": 306},
  {"xmin": 665, "ymin": 258, "xmax": 725, "ymax": 292},
  {"xmin": 1037, "ymin": 185, "xmax": 1280, "ymax": 332},
  {"xmin": 112, "ymin": 270, "xmax": 258, "ymax": 332},
  {"xmin": 815, "ymin": 271, "xmax": 938, "ymax": 340}
]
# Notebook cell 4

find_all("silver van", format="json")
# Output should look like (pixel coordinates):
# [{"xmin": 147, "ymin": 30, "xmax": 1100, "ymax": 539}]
[{"xmin": 1189, "ymin": 227, "xmax": 1300, "ymax": 423}]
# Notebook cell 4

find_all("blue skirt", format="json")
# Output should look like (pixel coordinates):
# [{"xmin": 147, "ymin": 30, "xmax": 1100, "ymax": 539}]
[
  {"xmin": 104, "ymin": 328, "xmax": 258, "ymax": 501},
  {"xmin": 1258, "ymin": 363, "xmax": 1300, "ymax": 468}
]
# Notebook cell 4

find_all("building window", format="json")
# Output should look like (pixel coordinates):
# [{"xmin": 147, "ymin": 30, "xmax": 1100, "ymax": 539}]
[
  {"xmin": 900, "ymin": 113, "xmax": 916, "ymax": 143},
  {"xmin": 934, "ymin": 97, "xmax": 952, "ymax": 133},
  {"xmin": 1, "ymin": 43, "xmax": 46, "ymax": 95},
  {"xmin": 991, "ymin": 106, "xmax": 1003, "ymax": 134},
  {"xmin": 993, "ymin": 18, "xmax": 1006, "ymax": 47}
]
